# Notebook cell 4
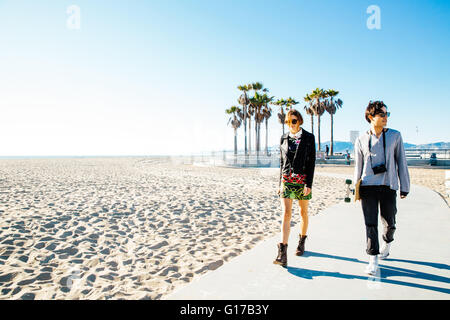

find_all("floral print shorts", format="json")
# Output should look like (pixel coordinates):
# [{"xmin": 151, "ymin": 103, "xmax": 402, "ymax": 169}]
[{"xmin": 281, "ymin": 182, "xmax": 312, "ymax": 200}]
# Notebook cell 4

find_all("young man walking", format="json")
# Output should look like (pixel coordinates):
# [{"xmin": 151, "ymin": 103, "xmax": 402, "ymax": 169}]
[{"xmin": 354, "ymin": 101, "xmax": 410, "ymax": 275}]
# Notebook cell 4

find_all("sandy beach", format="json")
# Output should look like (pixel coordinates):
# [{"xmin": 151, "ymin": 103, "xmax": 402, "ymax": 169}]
[{"xmin": 0, "ymin": 158, "xmax": 447, "ymax": 300}]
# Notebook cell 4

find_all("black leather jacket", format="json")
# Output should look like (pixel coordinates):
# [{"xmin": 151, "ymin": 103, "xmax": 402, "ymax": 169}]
[{"xmin": 279, "ymin": 129, "xmax": 316, "ymax": 188}]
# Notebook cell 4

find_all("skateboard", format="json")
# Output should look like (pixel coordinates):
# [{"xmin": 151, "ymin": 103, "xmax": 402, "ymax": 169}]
[
  {"xmin": 345, "ymin": 179, "xmax": 354, "ymax": 202},
  {"xmin": 345, "ymin": 179, "xmax": 361, "ymax": 202}
]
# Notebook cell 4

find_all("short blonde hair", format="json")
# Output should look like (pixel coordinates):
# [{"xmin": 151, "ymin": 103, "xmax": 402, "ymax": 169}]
[{"xmin": 284, "ymin": 109, "xmax": 304, "ymax": 126}]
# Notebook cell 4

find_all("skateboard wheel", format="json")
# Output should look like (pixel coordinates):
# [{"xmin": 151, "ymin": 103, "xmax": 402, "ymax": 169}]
[
  {"xmin": 345, "ymin": 197, "xmax": 351, "ymax": 203},
  {"xmin": 345, "ymin": 179, "xmax": 352, "ymax": 185}
]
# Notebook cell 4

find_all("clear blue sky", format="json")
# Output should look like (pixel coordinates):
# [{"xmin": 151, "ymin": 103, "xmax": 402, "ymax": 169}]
[{"xmin": 0, "ymin": 0, "xmax": 449, "ymax": 156}]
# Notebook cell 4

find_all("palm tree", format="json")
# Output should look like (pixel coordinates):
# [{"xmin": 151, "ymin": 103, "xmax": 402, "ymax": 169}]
[
  {"xmin": 249, "ymin": 93, "xmax": 263, "ymax": 156},
  {"xmin": 237, "ymin": 85, "xmax": 251, "ymax": 156},
  {"xmin": 285, "ymin": 97, "xmax": 299, "ymax": 110},
  {"xmin": 310, "ymin": 88, "xmax": 326, "ymax": 151},
  {"xmin": 304, "ymin": 94, "xmax": 315, "ymax": 134},
  {"xmin": 249, "ymin": 82, "xmax": 265, "ymax": 154},
  {"xmin": 249, "ymin": 94, "xmax": 259, "ymax": 154},
  {"xmin": 226, "ymin": 106, "xmax": 242, "ymax": 156},
  {"xmin": 259, "ymin": 88, "xmax": 271, "ymax": 154},
  {"xmin": 273, "ymin": 98, "xmax": 287, "ymax": 135},
  {"xmin": 255, "ymin": 89, "xmax": 274, "ymax": 153},
  {"xmin": 262, "ymin": 102, "xmax": 272, "ymax": 155},
  {"xmin": 272, "ymin": 97, "xmax": 299, "ymax": 138},
  {"xmin": 247, "ymin": 101, "xmax": 254, "ymax": 155},
  {"xmin": 325, "ymin": 89, "xmax": 343, "ymax": 156}
]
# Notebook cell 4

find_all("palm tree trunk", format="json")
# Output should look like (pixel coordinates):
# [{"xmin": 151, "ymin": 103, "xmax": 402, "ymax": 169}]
[
  {"xmin": 330, "ymin": 114, "xmax": 334, "ymax": 155},
  {"xmin": 257, "ymin": 119, "xmax": 261, "ymax": 155},
  {"xmin": 234, "ymin": 128, "xmax": 238, "ymax": 164},
  {"xmin": 280, "ymin": 108, "xmax": 285, "ymax": 135},
  {"xmin": 255, "ymin": 118, "xmax": 258, "ymax": 155},
  {"xmin": 248, "ymin": 117, "xmax": 252, "ymax": 155},
  {"xmin": 310, "ymin": 115, "xmax": 314, "ymax": 135},
  {"xmin": 265, "ymin": 118, "xmax": 268, "ymax": 155},
  {"xmin": 255, "ymin": 121, "xmax": 258, "ymax": 154},
  {"xmin": 244, "ymin": 105, "xmax": 247, "ymax": 156},
  {"xmin": 317, "ymin": 114, "xmax": 321, "ymax": 152},
  {"xmin": 258, "ymin": 121, "xmax": 261, "ymax": 153},
  {"xmin": 256, "ymin": 121, "xmax": 260, "ymax": 165},
  {"xmin": 234, "ymin": 128, "xmax": 237, "ymax": 155},
  {"xmin": 259, "ymin": 121, "xmax": 261, "ymax": 153}
]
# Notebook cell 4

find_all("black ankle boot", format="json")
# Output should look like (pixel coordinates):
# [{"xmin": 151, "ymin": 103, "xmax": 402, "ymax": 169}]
[
  {"xmin": 296, "ymin": 235, "xmax": 307, "ymax": 256},
  {"xmin": 273, "ymin": 243, "xmax": 288, "ymax": 267}
]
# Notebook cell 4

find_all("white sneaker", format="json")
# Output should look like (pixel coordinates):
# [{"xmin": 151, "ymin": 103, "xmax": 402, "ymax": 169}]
[
  {"xmin": 364, "ymin": 255, "xmax": 379, "ymax": 276},
  {"xmin": 379, "ymin": 241, "xmax": 391, "ymax": 260}
]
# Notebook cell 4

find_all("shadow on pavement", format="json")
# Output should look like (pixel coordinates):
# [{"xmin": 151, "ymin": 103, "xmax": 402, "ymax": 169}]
[
  {"xmin": 287, "ymin": 251, "xmax": 450, "ymax": 295},
  {"xmin": 383, "ymin": 258, "xmax": 450, "ymax": 271}
]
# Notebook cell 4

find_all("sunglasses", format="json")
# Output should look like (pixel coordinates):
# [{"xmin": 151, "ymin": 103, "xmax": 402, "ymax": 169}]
[
  {"xmin": 376, "ymin": 112, "xmax": 390, "ymax": 118},
  {"xmin": 289, "ymin": 119, "xmax": 298, "ymax": 125}
]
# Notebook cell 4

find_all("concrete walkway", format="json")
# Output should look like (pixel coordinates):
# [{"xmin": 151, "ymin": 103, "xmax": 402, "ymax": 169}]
[{"xmin": 164, "ymin": 183, "xmax": 450, "ymax": 300}]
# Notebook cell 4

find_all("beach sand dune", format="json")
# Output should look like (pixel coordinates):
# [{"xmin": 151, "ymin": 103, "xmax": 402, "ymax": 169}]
[{"xmin": 1, "ymin": 158, "xmax": 443, "ymax": 299}]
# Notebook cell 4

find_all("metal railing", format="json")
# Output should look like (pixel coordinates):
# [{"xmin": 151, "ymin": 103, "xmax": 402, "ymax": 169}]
[
  {"xmin": 173, "ymin": 148, "xmax": 450, "ymax": 168},
  {"xmin": 405, "ymin": 148, "xmax": 450, "ymax": 159}
]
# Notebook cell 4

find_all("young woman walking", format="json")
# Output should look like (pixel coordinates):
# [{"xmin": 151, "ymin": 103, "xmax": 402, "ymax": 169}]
[{"xmin": 274, "ymin": 109, "xmax": 316, "ymax": 267}]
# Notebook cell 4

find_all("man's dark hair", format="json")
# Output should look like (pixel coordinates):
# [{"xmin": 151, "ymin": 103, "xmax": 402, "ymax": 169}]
[{"xmin": 365, "ymin": 100, "xmax": 388, "ymax": 123}]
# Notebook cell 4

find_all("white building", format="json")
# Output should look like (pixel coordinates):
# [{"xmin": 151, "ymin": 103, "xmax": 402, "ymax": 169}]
[{"xmin": 350, "ymin": 131, "xmax": 359, "ymax": 145}]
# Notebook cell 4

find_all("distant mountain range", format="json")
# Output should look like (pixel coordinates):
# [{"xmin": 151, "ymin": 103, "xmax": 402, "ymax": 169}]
[
  {"xmin": 407, "ymin": 142, "xmax": 450, "ymax": 149},
  {"xmin": 319, "ymin": 141, "xmax": 450, "ymax": 153},
  {"xmin": 264, "ymin": 141, "xmax": 450, "ymax": 154}
]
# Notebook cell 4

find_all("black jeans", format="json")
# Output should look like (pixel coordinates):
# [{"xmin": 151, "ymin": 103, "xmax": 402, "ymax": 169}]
[{"xmin": 360, "ymin": 185, "xmax": 397, "ymax": 256}]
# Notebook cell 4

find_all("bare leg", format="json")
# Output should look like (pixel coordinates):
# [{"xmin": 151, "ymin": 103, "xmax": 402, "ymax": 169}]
[
  {"xmin": 281, "ymin": 197, "xmax": 293, "ymax": 244},
  {"xmin": 298, "ymin": 200, "xmax": 309, "ymax": 236}
]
